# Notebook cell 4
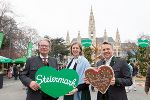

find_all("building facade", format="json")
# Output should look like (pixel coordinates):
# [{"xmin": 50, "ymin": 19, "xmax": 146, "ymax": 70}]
[{"xmin": 65, "ymin": 7, "xmax": 122, "ymax": 60}]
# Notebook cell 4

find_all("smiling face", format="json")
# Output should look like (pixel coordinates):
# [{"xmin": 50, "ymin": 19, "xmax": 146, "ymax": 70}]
[
  {"xmin": 101, "ymin": 43, "xmax": 114, "ymax": 60},
  {"xmin": 71, "ymin": 43, "xmax": 82, "ymax": 57},
  {"xmin": 38, "ymin": 40, "xmax": 51, "ymax": 57}
]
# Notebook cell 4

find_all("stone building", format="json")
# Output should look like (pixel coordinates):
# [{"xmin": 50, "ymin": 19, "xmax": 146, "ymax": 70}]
[{"xmin": 65, "ymin": 7, "xmax": 122, "ymax": 59}]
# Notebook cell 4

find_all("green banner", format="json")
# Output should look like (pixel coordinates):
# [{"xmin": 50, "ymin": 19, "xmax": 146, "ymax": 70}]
[
  {"xmin": 81, "ymin": 39, "xmax": 92, "ymax": 47},
  {"xmin": 138, "ymin": 39, "xmax": 149, "ymax": 48},
  {"xmin": 27, "ymin": 42, "xmax": 33, "ymax": 58},
  {"xmin": 0, "ymin": 56, "xmax": 12, "ymax": 63},
  {"xmin": 0, "ymin": 32, "xmax": 4, "ymax": 48}
]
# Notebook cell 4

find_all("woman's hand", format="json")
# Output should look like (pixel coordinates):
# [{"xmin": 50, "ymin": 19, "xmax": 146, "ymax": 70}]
[{"xmin": 66, "ymin": 88, "xmax": 78, "ymax": 95}]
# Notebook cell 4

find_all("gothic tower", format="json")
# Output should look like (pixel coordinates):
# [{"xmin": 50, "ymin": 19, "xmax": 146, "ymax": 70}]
[
  {"xmin": 103, "ymin": 29, "xmax": 108, "ymax": 42},
  {"xmin": 114, "ymin": 28, "xmax": 121, "ymax": 57},
  {"xmin": 66, "ymin": 31, "xmax": 70, "ymax": 46},
  {"xmin": 88, "ymin": 6, "xmax": 96, "ymax": 46},
  {"xmin": 77, "ymin": 31, "xmax": 81, "ymax": 43}
]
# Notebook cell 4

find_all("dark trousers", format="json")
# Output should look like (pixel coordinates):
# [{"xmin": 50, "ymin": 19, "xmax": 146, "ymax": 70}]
[
  {"xmin": 0, "ymin": 74, "xmax": 3, "ymax": 89},
  {"xmin": 26, "ymin": 89, "xmax": 58, "ymax": 100},
  {"xmin": 14, "ymin": 74, "xmax": 18, "ymax": 80},
  {"xmin": 42, "ymin": 96, "xmax": 58, "ymax": 100},
  {"xmin": 42, "ymin": 92, "xmax": 58, "ymax": 100},
  {"xmin": 97, "ymin": 91, "xmax": 109, "ymax": 100}
]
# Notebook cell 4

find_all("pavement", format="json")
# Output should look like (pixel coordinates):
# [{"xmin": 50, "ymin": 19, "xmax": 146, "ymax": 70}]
[{"xmin": 0, "ymin": 76, "xmax": 150, "ymax": 100}]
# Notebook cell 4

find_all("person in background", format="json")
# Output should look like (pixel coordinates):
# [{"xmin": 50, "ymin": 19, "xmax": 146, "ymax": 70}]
[
  {"xmin": 13, "ymin": 64, "xmax": 19, "ymax": 80},
  {"xmin": 20, "ymin": 63, "xmax": 26, "ymax": 72},
  {"xmin": 85, "ymin": 42, "xmax": 132, "ymax": 100},
  {"xmin": 7, "ymin": 65, "xmax": 13, "ymax": 79},
  {"xmin": 125, "ymin": 60, "xmax": 133, "ymax": 93},
  {"xmin": 131, "ymin": 62, "xmax": 139, "ymax": 91},
  {"xmin": 63, "ymin": 42, "xmax": 91, "ymax": 100},
  {"xmin": 19, "ymin": 38, "xmax": 58, "ymax": 100},
  {"xmin": 144, "ymin": 64, "xmax": 150, "ymax": 95}
]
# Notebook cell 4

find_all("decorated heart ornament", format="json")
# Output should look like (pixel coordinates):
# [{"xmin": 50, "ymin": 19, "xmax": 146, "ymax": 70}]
[
  {"xmin": 35, "ymin": 66, "xmax": 79, "ymax": 98},
  {"xmin": 85, "ymin": 65, "xmax": 114, "ymax": 94}
]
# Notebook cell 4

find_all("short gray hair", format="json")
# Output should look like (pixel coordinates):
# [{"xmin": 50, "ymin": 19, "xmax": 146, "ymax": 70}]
[{"xmin": 38, "ymin": 38, "xmax": 52, "ymax": 47}]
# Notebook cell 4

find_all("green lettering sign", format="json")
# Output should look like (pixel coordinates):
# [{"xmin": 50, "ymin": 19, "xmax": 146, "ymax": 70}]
[{"xmin": 35, "ymin": 66, "xmax": 79, "ymax": 98}]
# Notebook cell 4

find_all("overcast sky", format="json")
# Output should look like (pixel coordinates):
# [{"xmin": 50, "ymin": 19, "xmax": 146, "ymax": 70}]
[{"xmin": 6, "ymin": 0, "xmax": 150, "ymax": 42}]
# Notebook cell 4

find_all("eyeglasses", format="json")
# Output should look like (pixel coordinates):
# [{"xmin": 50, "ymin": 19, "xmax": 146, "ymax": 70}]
[{"xmin": 39, "ymin": 45, "xmax": 49, "ymax": 48}]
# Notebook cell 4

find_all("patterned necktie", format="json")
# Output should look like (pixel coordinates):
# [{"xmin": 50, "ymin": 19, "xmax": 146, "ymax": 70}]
[{"xmin": 42, "ymin": 58, "xmax": 48, "ymax": 65}]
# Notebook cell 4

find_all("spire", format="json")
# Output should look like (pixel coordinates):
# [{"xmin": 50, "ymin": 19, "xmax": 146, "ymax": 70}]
[
  {"xmin": 77, "ymin": 31, "xmax": 81, "ymax": 43},
  {"xmin": 88, "ymin": 6, "xmax": 96, "ymax": 46},
  {"xmin": 90, "ymin": 5, "xmax": 93, "ymax": 15},
  {"xmin": 66, "ymin": 31, "xmax": 70, "ymax": 45},
  {"xmin": 115, "ymin": 28, "xmax": 121, "ymax": 45},
  {"xmin": 103, "ymin": 29, "xmax": 108, "ymax": 42},
  {"xmin": 115, "ymin": 28, "xmax": 121, "ymax": 57}
]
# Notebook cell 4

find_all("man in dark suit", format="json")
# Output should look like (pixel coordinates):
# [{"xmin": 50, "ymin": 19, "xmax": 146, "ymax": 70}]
[
  {"xmin": 96, "ymin": 42, "xmax": 132, "ymax": 100},
  {"xmin": 19, "ymin": 38, "xmax": 58, "ymax": 100}
]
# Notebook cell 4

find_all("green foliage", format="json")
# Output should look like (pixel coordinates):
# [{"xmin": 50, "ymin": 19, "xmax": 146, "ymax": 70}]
[
  {"xmin": 83, "ymin": 47, "xmax": 92, "ymax": 63},
  {"xmin": 136, "ymin": 46, "xmax": 149, "ymax": 76},
  {"xmin": 138, "ymin": 61, "xmax": 148, "ymax": 76},
  {"xmin": 50, "ymin": 38, "xmax": 69, "ymax": 62}
]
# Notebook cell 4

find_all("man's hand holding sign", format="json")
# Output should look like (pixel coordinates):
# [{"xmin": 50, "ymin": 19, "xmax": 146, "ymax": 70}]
[
  {"xmin": 29, "ymin": 81, "xmax": 40, "ymax": 91},
  {"xmin": 85, "ymin": 65, "xmax": 114, "ymax": 94}
]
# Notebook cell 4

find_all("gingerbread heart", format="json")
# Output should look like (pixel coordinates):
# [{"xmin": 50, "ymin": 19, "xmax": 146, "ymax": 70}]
[{"xmin": 85, "ymin": 65, "xmax": 114, "ymax": 94}]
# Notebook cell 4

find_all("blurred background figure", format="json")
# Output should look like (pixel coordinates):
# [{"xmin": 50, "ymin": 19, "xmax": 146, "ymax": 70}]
[
  {"xmin": 126, "ymin": 60, "xmax": 133, "ymax": 93},
  {"xmin": 131, "ymin": 62, "xmax": 139, "ymax": 91},
  {"xmin": 13, "ymin": 64, "xmax": 19, "ymax": 80},
  {"xmin": 7, "ymin": 65, "xmax": 13, "ymax": 79},
  {"xmin": 145, "ymin": 64, "xmax": 150, "ymax": 94}
]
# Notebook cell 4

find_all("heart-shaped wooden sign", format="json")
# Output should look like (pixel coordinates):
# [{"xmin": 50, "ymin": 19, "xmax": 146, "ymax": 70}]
[
  {"xmin": 35, "ymin": 66, "xmax": 79, "ymax": 98},
  {"xmin": 85, "ymin": 65, "xmax": 114, "ymax": 94}
]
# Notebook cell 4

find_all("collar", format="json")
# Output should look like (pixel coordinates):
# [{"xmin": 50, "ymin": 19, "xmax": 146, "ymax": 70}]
[
  {"xmin": 73, "ymin": 55, "xmax": 79, "ymax": 59},
  {"xmin": 105, "ymin": 56, "xmax": 113, "ymax": 62},
  {"xmin": 40, "ymin": 54, "xmax": 48, "ymax": 59}
]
